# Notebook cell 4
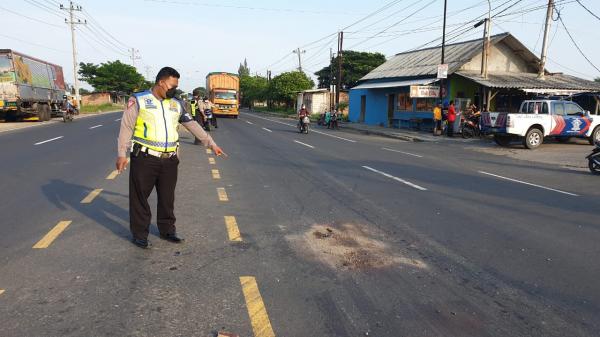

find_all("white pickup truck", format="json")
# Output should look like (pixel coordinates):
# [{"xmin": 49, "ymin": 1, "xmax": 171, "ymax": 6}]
[{"xmin": 481, "ymin": 99, "xmax": 600, "ymax": 149}]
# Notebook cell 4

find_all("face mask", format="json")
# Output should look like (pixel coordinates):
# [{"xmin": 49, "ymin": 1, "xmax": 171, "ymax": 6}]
[{"xmin": 165, "ymin": 87, "xmax": 177, "ymax": 99}]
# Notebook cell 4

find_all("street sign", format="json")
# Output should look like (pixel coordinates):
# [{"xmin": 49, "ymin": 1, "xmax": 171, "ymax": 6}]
[
  {"xmin": 410, "ymin": 85, "xmax": 440, "ymax": 98},
  {"xmin": 437, "ymin": 64, "xmax": 448, "ymax": 79}
]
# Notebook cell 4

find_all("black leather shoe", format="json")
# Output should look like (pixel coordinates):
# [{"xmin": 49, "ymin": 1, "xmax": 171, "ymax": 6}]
[
  {"xmin": 160, "ymin": 233, "xmax": 184, "ymax": 243},
  {"xmin": 132, "ymin": 238, "xmax": 150, "ymax": 249}
]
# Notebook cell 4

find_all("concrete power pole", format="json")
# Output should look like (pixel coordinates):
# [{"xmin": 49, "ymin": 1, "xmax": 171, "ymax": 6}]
[
  {"xmin": 336, "ymin": 31, "xmax": 344, "ymax": 109},
  {"xmin": 60, "ymin": 1, "xmax": 86, "ymax": 108},
  {"xmin": 292, "ymin": 48, "xmax": 306, "ymax": 72},
  {"xmin": 130, "ymin": 48, "xmax": 141, "ymax": 68},
  {"xmin": 538, "ymin": 0, "xmax": 554, "ymax": 79},
  {"xmin": 481, "ymin": 0, "xmax": 492, "ymax": 79}
]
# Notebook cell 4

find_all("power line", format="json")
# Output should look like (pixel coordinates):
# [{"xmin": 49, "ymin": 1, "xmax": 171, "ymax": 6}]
[
  {"xmin": 575, "ymin": 0, "xmax": 600, "ymax": 21},
  {"xmin": 557, "ymin": 12, "xmax": 600, "ymax": 73},
  {"xmin": 0, "ymin": 5, "xmax": 65, "ymax": 28},
  {"xmin": 0, "ymin": 32, "xmax": 68, "ymax": 53},
  {"xmin": 24, "ymin": 0, "xmax": 65, "ymax": 18},
  {"xmin": 81, "ymin": 9, "xmax": 130, "ymax": 49}
]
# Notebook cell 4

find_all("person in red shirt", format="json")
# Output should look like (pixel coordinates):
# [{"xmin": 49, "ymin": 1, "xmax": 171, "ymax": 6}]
[{"xmin": 447, "ymin": 100, "xmax": 456, "ymax": 137}]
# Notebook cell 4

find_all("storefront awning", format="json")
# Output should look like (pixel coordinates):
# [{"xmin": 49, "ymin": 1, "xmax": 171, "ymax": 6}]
[
  {"xmin": 353, "ymin": 78, "xmax": 437, "ymax": 90},
  {"xmin": 456, "ymin": 71, "xmax": 600, "ymax": 94}
]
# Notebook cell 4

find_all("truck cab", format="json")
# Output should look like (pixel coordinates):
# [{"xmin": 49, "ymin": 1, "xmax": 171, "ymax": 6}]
[{"xmin": 482, "ymin": 99, "xmax": 600, "ymax": 149}]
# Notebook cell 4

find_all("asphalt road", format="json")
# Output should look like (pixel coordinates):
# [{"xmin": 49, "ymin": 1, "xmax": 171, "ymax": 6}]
[{"xmin": 0, "ymin": 111, "xmax": 598, "ymax": 337}]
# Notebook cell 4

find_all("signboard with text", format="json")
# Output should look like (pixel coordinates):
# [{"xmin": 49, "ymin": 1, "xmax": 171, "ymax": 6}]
[
  {"xmin": 437, "ymin": 64, "xmax": 448, "ymax": 79},
  {"xmin": 410, "ymin": 85, "xmax": 440, "ymax": 98}
]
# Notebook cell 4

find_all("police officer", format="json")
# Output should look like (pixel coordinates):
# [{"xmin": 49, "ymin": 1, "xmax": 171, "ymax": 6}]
[{"xmin": 116, "ymin": 67, "xmax": 226, "ymax": 249}]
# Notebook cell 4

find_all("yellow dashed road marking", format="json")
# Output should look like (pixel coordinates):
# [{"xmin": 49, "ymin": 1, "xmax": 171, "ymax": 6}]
[
  {"xmin": 224, "ymin": 216, "xmax": 242, "ymax": 241},
  {"xmin": 81, "ymin": 189, "xmax": 103, "ymax": 204},
  {"xmin": 206, "ymin": 148, "xmax": 213, "ymax": 154},
  {"xmin": 106, "ymin": 170, "xmax": 119, "ymax": 180},
  {"xmin": 208, "ymin": 157, "xmax": 216, "ymax": 165},
  {"xmin": 240, "ymin": 276, "xmax": 276, "ymax": 337},
  {"xmin": 217, "ymin": 187, "xmax": 229, "ymax": 201},
  {"xmin": 33, "ymin": 221, "xmax": 72, "ymax": 249},
  {"xmin": 212, "ymin": 169, "xmax": 221, "ymax": 179}
]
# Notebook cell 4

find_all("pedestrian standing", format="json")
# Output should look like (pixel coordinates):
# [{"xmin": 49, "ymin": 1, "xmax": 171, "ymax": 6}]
[
  {"xmin": 447, "ymin": 100, "xmax": 456, "ymax": 137},
  {"xmin": 116, "ymin": 67, "xmax": 226, "ymax": 249},
  {"xmin": 433, "ymin": 102, "xmax": 442, "ymax": 136}
]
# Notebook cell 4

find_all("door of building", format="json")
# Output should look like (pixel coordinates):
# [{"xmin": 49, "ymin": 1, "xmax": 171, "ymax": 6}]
[
  {"xmin": 360, "ymin": 95, "xmax": 366, "ymax": 122},
  {"xmin": 387, "ymin": 94, "xmax": 395, "ymax": 127}
]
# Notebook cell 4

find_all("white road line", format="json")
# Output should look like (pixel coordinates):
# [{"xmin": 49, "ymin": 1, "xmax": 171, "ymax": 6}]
[
  {"xmin": 34, "ymin": 136, "xmax": 63, "ymax": 145},
  {"xmin": 247, "ymin": 113, "xmax": 357, "ymax": 142},
  {"xmin": 89, "ymin": 124, "xmax": 103, "ymax": 129},
  {"xmin": 478, "ymin": 171, "xmax": 579, "ymax": 197},
  {"xmin": 114, "ymin": 118, "xmax": 121, "ymax": 122},
  {"xmin": 246, "ymin": 121, "xmax": 254, "ymax": 125},
  {"xmin": 262, "ymin": 127, "xmax": 272, "ymax": 132},
  {"xmin": 382, "ymin": 147, "xmax": 423, "ymax": 158},
  {"xmin": 294, "ymin": 140, "xmax": 315, "ymax": 149},
  {"xmin": 362, "ymin": 166, "xmax": 427, "ymax": 191}
]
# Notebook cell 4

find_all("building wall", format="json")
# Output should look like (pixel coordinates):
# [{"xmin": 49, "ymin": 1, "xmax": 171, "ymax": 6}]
[
  {"xmin": 461, "ymin": 41, "xmax": 535, "ymax": 73},
  {"xmin": 82, "ymin": 92, "xmax": 111, "ymax": 106}
]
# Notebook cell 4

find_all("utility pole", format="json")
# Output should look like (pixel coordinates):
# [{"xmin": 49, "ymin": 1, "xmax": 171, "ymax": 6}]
[
  {"xmin": 481, "ymin": 0, "xmax": 492, "ymax": 79},
  {"xmin": 267, "ymin": 70, "xmax": 272, "ymax": 109},
  {"xmin": 336, "ymin": 31, "xmax": 344, "ymax": 109},
  {"xmin": 538, "ymin": 0, "xmax": 554, "ymax": 79},
  {"xmin": 60, "ymin": 1, "xmax": 86, "ymax": 108},
  {"xmin": 130, "ymin": 48, "xmax": 141, "ymax": 68},
  {"xmin": 144, "ymin": 65, "xmax": 152, "ymax": 81},
  {"xmin": 292, "ymin": 48, "xmax": 306, "ymax": 72},
  {"xmin": 439, "ymin": 0, "xmax": 447, "ymax": 103},
  {"xmin": 330, "ymin": 47, "xmax": 335, "ymax": 110}
]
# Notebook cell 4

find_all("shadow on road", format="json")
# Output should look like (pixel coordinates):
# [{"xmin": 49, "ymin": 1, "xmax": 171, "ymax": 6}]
[{"xmin": 41, "ymin": 179, "xmax": 130, "ymax": 241}]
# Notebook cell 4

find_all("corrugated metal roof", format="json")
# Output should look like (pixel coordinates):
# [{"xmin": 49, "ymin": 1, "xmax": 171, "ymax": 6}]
[
  {"xmin": 361, "ymin": 33, "xmax": 510, "ymax": 81},
  {"xmin": 353, "ymin": 78, "xmax": 437, "ymax": 89},
  {"xmin": 456, "ymin": 71, "xmax": 600, "ymax": 91}
]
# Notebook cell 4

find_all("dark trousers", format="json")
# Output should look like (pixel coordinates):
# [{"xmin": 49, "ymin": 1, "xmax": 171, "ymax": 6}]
[
  {"xmin": 129, "ymin": 153, "xmax": 179, "ymax": 240},
  {"xmin": 447, "ymin": 121, "xmax": 454, "ymax": 137}
]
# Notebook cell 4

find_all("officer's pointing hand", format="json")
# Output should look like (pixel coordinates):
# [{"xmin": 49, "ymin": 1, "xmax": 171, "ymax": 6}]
[
  {"xmin": 116, "ymin": 156, "xmax": 129, "ymax": 173},
  {"xmin": 211, "ymin": 145, "xmax": 227, "ymax": 157}
]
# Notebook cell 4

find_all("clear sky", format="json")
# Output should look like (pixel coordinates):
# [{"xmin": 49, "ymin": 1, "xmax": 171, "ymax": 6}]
[{"xmin": 2, "ymin": 0, "xmax": 600, "ymax": 92}]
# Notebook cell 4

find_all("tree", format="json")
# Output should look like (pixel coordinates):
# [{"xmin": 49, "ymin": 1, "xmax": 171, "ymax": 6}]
[
  {"xmin": 238, "ymin": 58, "xmax": 250, "ymax": 77},
  {"xmin": 595, "ymin": 77, "xmax": 600, "ymax": 83},
  {"xmin": 78, "ymin": 60, "xmax": 147, "ymax": 93},
  {"xmin": 240, "ymin": 75, "xmax": 268, "ymax": 107},
  {"xmin": 315, "ymin": 51, "xmax": 386, "ymax": 89},
  {"xmin": 192, "ymin": 86, "xmax": 207, "ymax": 98},
  {"xmin": 269, "ymin": 71, "xmax": 314, "ymax": 108}
]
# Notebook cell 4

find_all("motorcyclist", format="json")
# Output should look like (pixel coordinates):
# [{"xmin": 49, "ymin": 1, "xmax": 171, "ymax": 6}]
[
  {"xmin": 298, "ymin": 104, "xmax": 309, "ymax": 128},
  {"xmin": 329, "ymin": 109, "xmax": 339, "ymax": 129},
  {"xmin": 202, "ymin": 96, "xmax": 217, "ymax": 129}
]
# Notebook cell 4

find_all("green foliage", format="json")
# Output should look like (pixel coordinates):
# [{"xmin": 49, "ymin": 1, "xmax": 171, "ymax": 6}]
[
  {"xmin": 337, "ymin": 101, "xmax": 349, "ymax": 111},
  {"xmin": 78, "ymin": 60, "xmax": 147, "ymax": 94},
  {"xmin": 240, "ymin": 75, "xmax": 269, "ymax": 106},
  {"xmin": 595, "ymin": 77, "xmax": 600, "ymax": 83},
  {"xmin": 315, "ymin": 51, "xmax": 386, "ymax": 89},
  {"xmin": 80, "ymin": 103, "xmax": 122, "ymax": 114},
  {"xmin": 192, "ymin": 86, "xmax": 207, "ymax": 98},
  {"xmin": 269, "ymin": 71, "xmax": 314, "ymax": 107},
  {"xmin": 238, "ymin": 58, "xmax": 250, "ymax": 77}
]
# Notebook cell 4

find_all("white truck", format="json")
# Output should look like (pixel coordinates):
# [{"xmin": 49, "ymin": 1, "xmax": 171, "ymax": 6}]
[{"xmin": 481, "ymin": 99, "xmax": 600, "ymax": 149}]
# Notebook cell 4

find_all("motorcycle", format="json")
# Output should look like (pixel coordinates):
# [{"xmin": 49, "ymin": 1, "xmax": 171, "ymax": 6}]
[
  {"xmin": 461, "ymin": 116, "xmax": 481, "ymax": 139},
  {"xmin": 328, "ymin": 112, "xmax": 339, "ymax": 130},
  {"xmin": 298, "ymin": 116, "xmax": 310, "ymax": 134},
  {"xmin": 586, "ymin": 140, "xmax": 600, "ymax": 174},
  {"xmin": 317, "ymin": 113, "xmax": 327, "ymax": 126},
  {"xmin": 62, "ymin": 104, "xmax": 78, "ymax": 123},
  {"xmin": 202, "ymin": 109, "xmax": 217, "ymax": 131}
]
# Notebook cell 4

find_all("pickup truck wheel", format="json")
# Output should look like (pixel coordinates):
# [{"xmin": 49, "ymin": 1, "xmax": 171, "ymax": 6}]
[
  {"xmin": 524, "ymin": 128, "xmax": 543, "ymax": 149},
  {"xmin": 493, "ymin": 134, "xmax": 511, "ymax": 147},
  {"xmin": 589, "ymin": 126, "xmax": 600, "ymax": 145}
]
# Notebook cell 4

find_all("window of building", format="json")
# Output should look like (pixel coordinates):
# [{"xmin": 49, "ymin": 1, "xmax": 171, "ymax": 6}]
[
  {"xmin": 396, "ymin": 92, "xmax": 411, "ymax": 111},
  {"xmin": 415, "ymin": 98, "xmax": 436, "ymax": 111}
]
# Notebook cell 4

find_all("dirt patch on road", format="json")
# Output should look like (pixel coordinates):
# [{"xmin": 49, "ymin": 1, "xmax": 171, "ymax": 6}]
[{"xmin": 287, "ymin": 223, "xmax": 427, "ymax": 271}]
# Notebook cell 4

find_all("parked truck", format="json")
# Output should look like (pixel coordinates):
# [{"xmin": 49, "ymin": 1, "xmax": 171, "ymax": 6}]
[
  {"xmin": 482, "ymin": 99, "xmax": 600, "ymax": 149},
  {"xmin": 206, "ymin": 72, "xmax": 239, "ymax": 118},
  {"xmin": 0, "ymin": 49, "xmax": 66, "ymax": 121}
]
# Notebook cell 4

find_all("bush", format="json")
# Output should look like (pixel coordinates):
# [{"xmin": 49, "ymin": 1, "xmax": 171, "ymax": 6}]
[{"xmin": 80, "ymin": 103, "xmax": 122, "ymax": 114}]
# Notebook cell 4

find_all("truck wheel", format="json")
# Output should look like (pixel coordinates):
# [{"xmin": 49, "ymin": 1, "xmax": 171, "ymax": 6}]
[
  {"xmin": 589, "ymin": 126, "xmax": 600, "ymax": 145},
  {"xmin": 43, "ymin": 104, "xmax": 52, "ymax": 121},
  {"xmin": 493, "ymin": 134, "xmax": 511, "ymax": 147},
  {"xmin": 524, "ymin": 128, "xmax": 543, "ymax": 149}
]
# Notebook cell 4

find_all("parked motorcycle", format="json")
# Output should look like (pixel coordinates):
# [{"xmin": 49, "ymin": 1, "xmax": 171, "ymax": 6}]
[
  {"xmin": 328, "ymin": 111, "xmax": 339, "ymax": 130},
  {"xmin": 461, "ymin": 116, "xmax": 481, "ymax": 139},
  {"xmin": 298, "ymin": 116, "xmax": 310, "ymax": 134},
  {"xmin": 317, "ymin": 113, "xmax": 326, "ymax": 126},
  {"xmin": 586, "ymin": 140, "xmax": 600, "ymax": 174}
]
